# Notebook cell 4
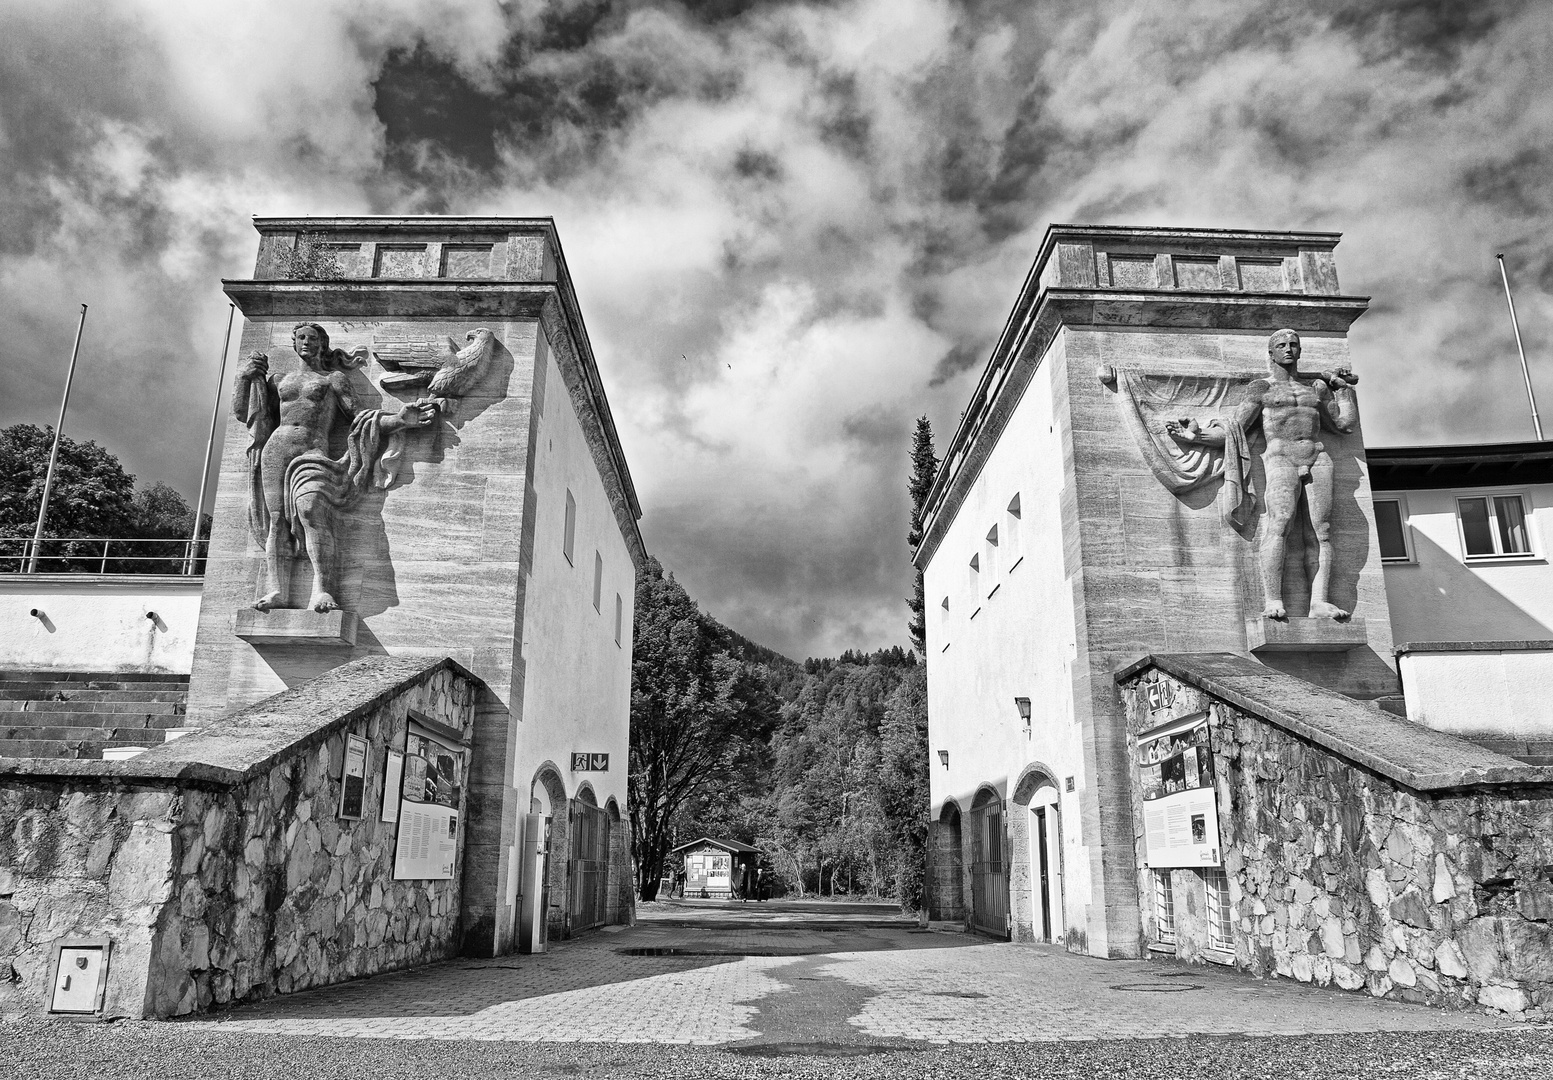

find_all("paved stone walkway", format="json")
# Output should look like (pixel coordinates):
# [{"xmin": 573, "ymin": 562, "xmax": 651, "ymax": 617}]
[{"xmin": 184, "ymin": 900, "xmax": 1516, "ymax": 1045}]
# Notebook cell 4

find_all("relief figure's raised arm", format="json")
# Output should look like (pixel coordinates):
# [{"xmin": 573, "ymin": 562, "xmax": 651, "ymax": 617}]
[{"xmin": 1316, "ymin": 370, "xmax": 1359, "ymax": 434}]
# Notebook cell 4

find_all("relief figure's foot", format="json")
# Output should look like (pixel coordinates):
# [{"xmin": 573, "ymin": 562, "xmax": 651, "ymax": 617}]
[
  {"xmin": 309, "ymin": 592, "xmax": 339, "ymax": 613},
  {"xmin": 1309, "ymin": 600, "xmax": 1350, "ymax": 621},
  {"xmin": 253, "ymin": 592, "xmax": 282, "ymax": 612},
  {"xmin": 1262, "ymin": 600, "xmax": 1287, "ymax": 620}
]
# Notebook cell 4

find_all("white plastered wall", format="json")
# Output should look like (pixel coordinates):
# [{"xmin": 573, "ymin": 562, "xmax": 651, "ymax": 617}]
[
  {"xmin": 1383, "ymin": 483, "xmax": 1553, "ymax": 645},
  {"xmin": 515, "ymin": 332, "xmax": 635, "ymax": 820},
  {"xmin": 0, "ymin": 577, "xmax": 201, "ymax": 673},
  {"xmin": 924, "ymin": 335, "xmax": 1094, "ymax": 947}
]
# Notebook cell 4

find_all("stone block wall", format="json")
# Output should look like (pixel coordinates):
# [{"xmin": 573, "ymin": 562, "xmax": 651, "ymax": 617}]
[
  {"xmin": 1119, "ymin": 657, "xmax": 1553, "ymax": 1018},
  {"xmin": 0, "ymin": 657, "xmax": 480, "ymax": 1018}
]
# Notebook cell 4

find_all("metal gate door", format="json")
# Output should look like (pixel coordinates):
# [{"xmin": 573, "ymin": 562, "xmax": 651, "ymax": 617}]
[
  {"xmin": 969, "ymin": 804, "xmax": 1009, "ymax": 938},
  {"xmin": 568, "ymin": 800, "xmax": 610, "ymax": 933}
]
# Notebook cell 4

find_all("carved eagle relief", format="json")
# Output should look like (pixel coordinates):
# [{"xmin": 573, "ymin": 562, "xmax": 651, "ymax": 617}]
[{"xmin": 373, "ymin": 327, "xmax": 497, "ymax": 413}]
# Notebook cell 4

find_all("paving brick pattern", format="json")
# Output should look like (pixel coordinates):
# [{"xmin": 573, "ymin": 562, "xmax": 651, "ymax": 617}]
[{"xmin": 186, "ymin": 901, "xmax": 1514, "ymax": 1045}]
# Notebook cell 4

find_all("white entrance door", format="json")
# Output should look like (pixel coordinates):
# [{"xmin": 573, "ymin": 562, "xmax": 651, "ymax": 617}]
[{"xmin": 1029, "ymin": 785, "xmax": 1064, "ymax": 942}]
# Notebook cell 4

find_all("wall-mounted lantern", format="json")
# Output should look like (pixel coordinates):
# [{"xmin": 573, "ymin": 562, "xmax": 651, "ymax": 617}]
[
  {"xmin": 937, "ymin": 749, "xmax": 949, "ymax": 769},
  {"xmin": 1015, "ymin": 696, "xmax": 1031, "ymax": 736}
]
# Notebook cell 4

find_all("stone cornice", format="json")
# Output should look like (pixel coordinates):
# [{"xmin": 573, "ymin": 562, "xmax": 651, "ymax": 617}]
[
  {"xmin": 222, "ymin": 279, "xmax": 552, "ymax": 318},
  {"xmin": 913, "ymin": 287, "xmax": 1370, "ymax": 570}
]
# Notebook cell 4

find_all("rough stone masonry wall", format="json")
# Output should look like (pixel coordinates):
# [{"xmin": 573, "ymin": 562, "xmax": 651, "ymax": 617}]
[
  {"xmin": 1, "ymin": 662, "xmax": 478, "ymax": 1018},
  {"xmin": 1122, "ymin": 669, "xmax": 1553, "ymax": 1018}
]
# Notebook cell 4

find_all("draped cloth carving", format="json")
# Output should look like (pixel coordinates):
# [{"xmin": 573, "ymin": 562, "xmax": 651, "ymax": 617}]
[
  {"xmin": 235, "ymin": 368, "xmax": 401, "ymax": 552},
  {"xmin": 1112, "ymin": 369, "xmax": 1255, "ymax": 530}
]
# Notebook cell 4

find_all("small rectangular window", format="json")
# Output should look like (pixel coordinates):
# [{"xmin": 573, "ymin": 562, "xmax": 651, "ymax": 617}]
[
  {"xmin": 614, "ymin": 593, "xmax": 624, "ymax": 646},
  {"xmin": 984, "ymin": 524, "xmax": 999, "ymax": 593},
  {"xmin": 563, "ymin": 489, "xmax": 576, "ymax": 565},
  {"xmin": 1154, "ymin": 871, "xmax": 1176, "ymax": 945},
  {"xmin": 968, "ymin": 553, "xmax": 980, "ymax": 597},
  {"xmin": 1458, "ymin": 494, "xmax": 1531, "ymax": 558},
  {"xmin": 1204, "ymin": 868, "xmax": 1234, "ymax": 952},
  {"xmin": 1374, "ymin": 499, "xmax": 1410, "ymax": 561},
  {"xmin": 593, "ymin": 551, "xmax": 603, "ymax": 612}
]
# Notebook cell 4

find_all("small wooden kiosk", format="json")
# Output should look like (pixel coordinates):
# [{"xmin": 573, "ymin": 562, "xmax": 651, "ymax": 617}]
[{"xmin": 670, "ymin": 837, "xmax": 762, "ymax": 899}]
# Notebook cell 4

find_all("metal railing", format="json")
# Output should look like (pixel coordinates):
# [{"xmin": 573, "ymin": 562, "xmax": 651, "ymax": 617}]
[{"xmin": 0, "ymin": 536, "xmax": 210, "ymax": 576}]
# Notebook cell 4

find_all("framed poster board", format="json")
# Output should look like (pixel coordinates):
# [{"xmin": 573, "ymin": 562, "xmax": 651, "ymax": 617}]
[
  {"xmin": 1137, "ymin": 713, "xmax": 1222, "ymax": 868},
  {"xmin": 393, "ymin": 721, "xmax": 465, "ymax": 880},
  {"xmin": 338, "ymin": 734, "xmax": 369, "ymax": 820}
]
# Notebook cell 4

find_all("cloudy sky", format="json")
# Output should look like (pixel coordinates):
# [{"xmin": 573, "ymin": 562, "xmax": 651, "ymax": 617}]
[{"xmin": 2, "ymin": 0, "xmax": 1551, "ymax": 659}]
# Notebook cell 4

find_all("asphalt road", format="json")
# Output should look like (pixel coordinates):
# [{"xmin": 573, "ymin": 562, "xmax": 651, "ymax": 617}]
[{"xmin": 5, "ymin": 1018, "xmax": 1552, "ymax": 1080}]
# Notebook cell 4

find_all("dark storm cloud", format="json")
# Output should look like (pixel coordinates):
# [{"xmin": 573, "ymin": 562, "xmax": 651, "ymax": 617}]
[{"xmin": 1, "ymin": 0, "xmax": 1550, "ymax": 658}]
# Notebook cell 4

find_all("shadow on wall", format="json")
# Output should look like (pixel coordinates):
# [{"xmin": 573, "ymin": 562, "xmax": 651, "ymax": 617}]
[
  {"xmin": 350, "ymin": 333, "xmax": 516, "ymax": 623},
  {"xmin": 1391, "ymin": 530, "xmax": 1553, "ymax": 643}
]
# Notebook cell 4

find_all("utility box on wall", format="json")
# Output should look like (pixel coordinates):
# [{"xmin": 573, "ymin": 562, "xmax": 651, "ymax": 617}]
[{"xmin": 46, "ymin": 940, "xmax": 111, "ymax": 1017}]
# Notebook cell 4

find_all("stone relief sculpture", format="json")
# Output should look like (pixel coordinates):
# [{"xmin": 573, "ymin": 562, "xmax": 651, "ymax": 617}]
[
  {"xmin": 376, "ymin": 327, "xmax": 497, "ymax": 417},
  {"xmin": 1164, "ymin": 330, "xmax": 1358, "ymax": 621},
  {"xmin": 232, "ymin": 322, "xmax": 456, "ymax": 613}
]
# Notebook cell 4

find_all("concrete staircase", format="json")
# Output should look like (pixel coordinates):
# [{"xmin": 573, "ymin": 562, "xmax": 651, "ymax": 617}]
[{"xmin": 0, "ymin": 671, "xmax": 191, "ymax": 759}]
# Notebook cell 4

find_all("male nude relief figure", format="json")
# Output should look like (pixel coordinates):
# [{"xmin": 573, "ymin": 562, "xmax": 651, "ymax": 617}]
[
  {"xmin": 234, "ymin": 323, "xmax": 436, "ymax": 613},
  {"xmin": 1167, "ymin": 330, "xmax": 1358, "ymax": 621}
]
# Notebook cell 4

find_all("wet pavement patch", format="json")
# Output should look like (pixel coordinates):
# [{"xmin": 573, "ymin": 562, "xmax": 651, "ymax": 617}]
[
  {"xmin": 1110, "ymin": 982, "xmax": 1205, "ymax": 992},
  {"xmin": 617, "ymin": 947, "xmax": 805, "ymax": 957},
  {"xmin": 727, "ymin": 1042, "xmax": 920, "ymax": 1058}
]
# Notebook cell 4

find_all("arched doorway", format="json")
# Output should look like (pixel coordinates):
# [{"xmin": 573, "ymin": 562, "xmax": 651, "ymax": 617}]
[
  {"xmin": 568, "ymin": 784, "xmax": 610, "ymax": 934},
  {"xmin": 929, "ymin": 801, "xmax": 965, "ymax": 921},
  {"xmin": 522, "ymin": 765, "xmax": 568, "ymax": 948},
  {"xmin": 969, "ymin": 786, "xmax": 1009, "ymax": 939},
  {"xmin": 1012, "ymin": 765, "xmax": 1064, "ymax": 944}
]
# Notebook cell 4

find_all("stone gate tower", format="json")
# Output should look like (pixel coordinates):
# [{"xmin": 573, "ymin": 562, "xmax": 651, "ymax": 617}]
[
  {"xmin": 190, "ymin": 217, "xmax": 645, "ymax": 953},
  {"xmin": 916, "ymin": 225, "xmax": 1396, "ymax": 955}
]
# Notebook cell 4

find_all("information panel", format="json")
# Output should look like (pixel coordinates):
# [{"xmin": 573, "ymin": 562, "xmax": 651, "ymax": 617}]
[
  {"xmin": 393, "ymin": 800, "xmax": 458, "ymax": 880},
  {"xmin": 392, "ymin": 722, "xmax": 465, "ymax": 880},
  {"xmin": 1138, "ymin": 713, "xmax": 1222, "ymax": 868}
]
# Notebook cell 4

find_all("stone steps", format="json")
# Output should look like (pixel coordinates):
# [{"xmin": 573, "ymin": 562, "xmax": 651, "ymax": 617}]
[
  {"xmin": 0, "ymin": 698, "xmax": 185, "ymax": 714},
  {"xmin": 0, "ymin": 709, "xmax": 186, "ymax": 732},
  {"xmin": 0, "ymin": 688, "xmax": 187, "ymax": 703},
  {"xmin": 0, "ymin": 739, "xmax": 92, "ymax": 759},
  {"xmin": 0, "ymin": 670, "xmax": 189, "ymax": 684},
  {"xmin": 0, "ymin": 680, "xmax": 188, "ymax": 695},
  {"xmin": 1460, "ymin": 735, "xmax": 1553, "ymax": 768},
  {"xmin": 0, "ymin": 726, "xmax": 169, "ymax": 746},
  {"xmin": 0, "ymin": 670, "xmax": 191, "ymax": 759}
]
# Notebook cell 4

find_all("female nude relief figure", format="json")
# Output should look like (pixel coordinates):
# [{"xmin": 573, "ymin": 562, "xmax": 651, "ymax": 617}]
[{"xmin": 233, "ymin": 323, "xmax": 435, "ymax": 612}]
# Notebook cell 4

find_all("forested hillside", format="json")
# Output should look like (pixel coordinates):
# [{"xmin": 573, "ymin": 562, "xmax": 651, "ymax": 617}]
[{"xmin": 628, "ymin": 558, "xmax": 930, "ymax": 911}]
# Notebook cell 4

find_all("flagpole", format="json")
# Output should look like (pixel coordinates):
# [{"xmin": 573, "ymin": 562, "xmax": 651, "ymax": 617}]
[
  {"xmin": 27, "ymin": 304, "xmax": 88, "ymax": 574},
  {"xmin": 186, "ymin": 304, "xmax": 236, "ymax": 574},
  {"xmin": 1497, "ymin": 254, "xmax": 1543, "ymax": 441}
]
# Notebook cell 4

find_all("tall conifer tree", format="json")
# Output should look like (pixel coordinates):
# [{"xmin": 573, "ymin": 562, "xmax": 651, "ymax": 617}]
[{"xmin": 906, "ymin": 416, "xmax": 938, "ymax": 656}]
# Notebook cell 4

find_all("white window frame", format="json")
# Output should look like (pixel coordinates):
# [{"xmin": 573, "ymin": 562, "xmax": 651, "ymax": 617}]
[
  {"xmin": 1154, "ymin": 870, "xmax": 1176, "ymax": 945},
  {"xmin": 614, "ymin": 593, "xmax": 624, "ymax": 646},
  {"xmin": 1203, "ymin": 867, "xmax": 1234, "ymax": 952},
  {"xmin": 1371, "ymin": 494, "xmax": 1414, "ymax": 564},
  {"xmin": 1454, "ymin": 489, "xmax": 1537, "ymax": 562}
]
